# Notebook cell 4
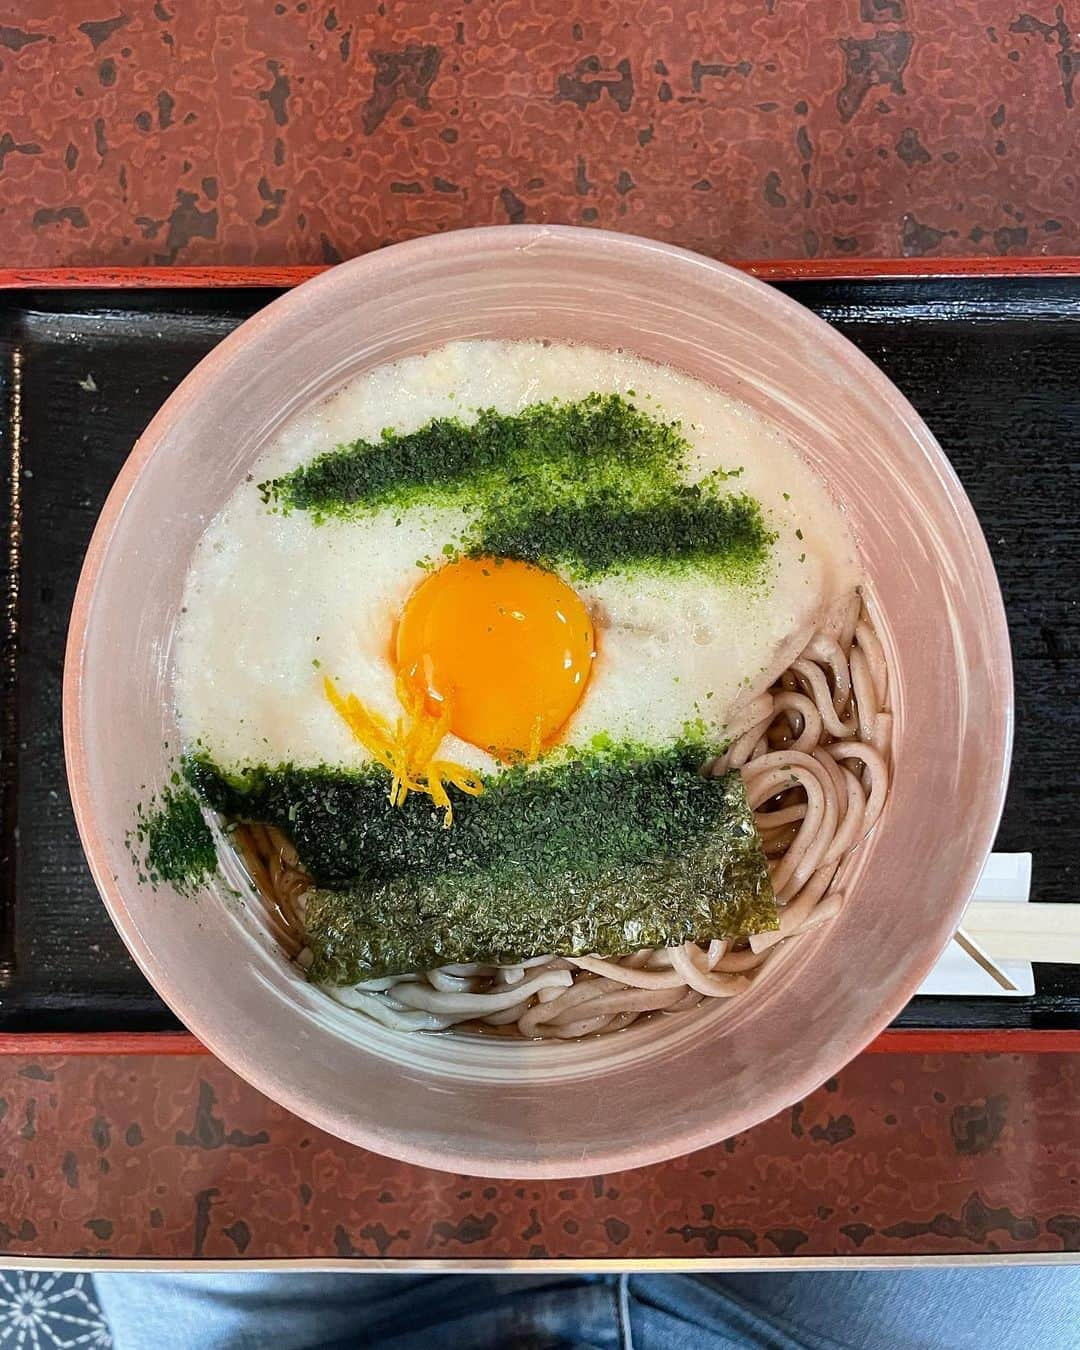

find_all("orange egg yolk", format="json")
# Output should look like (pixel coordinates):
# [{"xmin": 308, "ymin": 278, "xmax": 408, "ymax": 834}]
[{"xmin": 394, "ymin": 556, "xmax": 595, "ymax": 761}]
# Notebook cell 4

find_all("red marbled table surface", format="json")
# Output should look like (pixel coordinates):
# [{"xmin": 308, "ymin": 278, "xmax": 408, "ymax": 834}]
[
  {"xmin": 2, "ymin": 0, "xmax": 1077, "ymax": 266},
  {"xmin": 1, "ymin": 1051, "xmax": 1079, "ymax": 1262},
  {"xmin": 2, "ymin": 0, "xmax": 1079, "ymax": 1262}
]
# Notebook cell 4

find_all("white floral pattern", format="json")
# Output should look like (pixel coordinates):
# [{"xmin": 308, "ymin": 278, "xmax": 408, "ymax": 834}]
[{"xmin": 0, "ymin": 1274, "xmax": 110, "ymax": 1349}]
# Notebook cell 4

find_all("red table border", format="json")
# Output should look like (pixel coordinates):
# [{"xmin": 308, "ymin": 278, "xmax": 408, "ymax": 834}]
[
  {"xmin": 6, "ymin": 255, "xmax": 1077, "ymax": 1058},
  {"xmin": 2, "ymin": 256, "xmax": 1079, "ymax": 291}
]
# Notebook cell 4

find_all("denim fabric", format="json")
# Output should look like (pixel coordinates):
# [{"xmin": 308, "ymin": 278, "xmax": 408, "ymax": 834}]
[{"xmin": 91, "ymin": 1267, "xmax": 1080, "ymax": 1350}]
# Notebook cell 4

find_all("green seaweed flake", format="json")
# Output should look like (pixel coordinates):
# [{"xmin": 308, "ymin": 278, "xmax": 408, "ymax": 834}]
[
  {"xmin": 259, "ymin": 394, "xmax": 774, "ymax": 582},
  {"xmin": 185, "ymin": 746, "xmax": 776, "ymax": 982},
  {"xmin": 128, "ymin": 785, "xmax": 217, "ymax": 895},
  {"xmin": 260, "ymin": 394, "xmax": 687, "ymax": 517},
  {"xmin": 476, "ymin": 482, "xmax": 772, "ymax": 582}
]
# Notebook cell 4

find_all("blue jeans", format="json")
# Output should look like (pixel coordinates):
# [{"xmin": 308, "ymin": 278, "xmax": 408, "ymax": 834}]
[{"xmin": 94, "ymin": 1268, "xmax": 1079, "ymax": 1349}]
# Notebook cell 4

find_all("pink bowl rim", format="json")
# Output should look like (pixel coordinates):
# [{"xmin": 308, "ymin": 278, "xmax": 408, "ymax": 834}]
[{"xmin": 63, "ymin": 224, "xmax": 1013, "ymax": 1175}]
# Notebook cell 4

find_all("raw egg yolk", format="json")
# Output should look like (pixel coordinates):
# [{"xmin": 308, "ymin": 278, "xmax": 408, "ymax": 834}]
[{"xmin": 395, "ymin": 556, "xmax": 595, "ymax": 761}]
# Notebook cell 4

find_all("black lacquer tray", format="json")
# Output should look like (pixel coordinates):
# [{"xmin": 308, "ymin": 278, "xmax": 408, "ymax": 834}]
[{"xmin": 1, "ymin": 267, "xmax": 1076, "ymax": 1039}]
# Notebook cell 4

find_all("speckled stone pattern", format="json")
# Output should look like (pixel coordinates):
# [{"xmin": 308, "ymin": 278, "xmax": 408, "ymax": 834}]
[
  {"xmin": 0, "ymin": 0, "xmax": 1076, "ymax": 266},
  {"xmin": 0, "ymin": 1053, "xmax": 1078, "ymax": 1260}
]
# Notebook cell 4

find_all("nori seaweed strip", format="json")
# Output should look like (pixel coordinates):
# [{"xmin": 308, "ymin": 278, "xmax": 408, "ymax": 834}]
[
  {"xmin": 186, "ymin": 753, "xmax": 775, "ymax": 983},
  {"xmin": 304, "ymin": 782, "xmax": 772, "ymax": 980}
]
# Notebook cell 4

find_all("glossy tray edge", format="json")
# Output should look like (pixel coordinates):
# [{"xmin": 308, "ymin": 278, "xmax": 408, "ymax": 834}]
[
  {"xmin": 2, "ymin": 1029, "xmax": 1080, "ymax": 1056},
  {"xmin": 2, "ymin": 256, "xmax": 1080, "ymax": 291}
]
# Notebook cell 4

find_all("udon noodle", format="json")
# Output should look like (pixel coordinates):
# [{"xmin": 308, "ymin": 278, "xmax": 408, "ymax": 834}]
[{"xmin": 234, "ymin": 589, "xmax": 890, "ymax": 1039}]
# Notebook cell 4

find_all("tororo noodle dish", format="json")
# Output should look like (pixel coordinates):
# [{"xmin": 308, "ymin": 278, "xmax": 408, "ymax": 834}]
[{"xmin": 152, "ymin": 340, "xmax": 890, "ymax": 1039}]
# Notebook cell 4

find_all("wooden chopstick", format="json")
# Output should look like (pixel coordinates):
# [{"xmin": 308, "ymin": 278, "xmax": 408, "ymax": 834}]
[
  {"xmin": 961, "ymin": 903, "xmax": 1080, "ymax": 965},
  {"xmin": 953, "ymin": 929, "xmax": 1019, "ymax": 991}
]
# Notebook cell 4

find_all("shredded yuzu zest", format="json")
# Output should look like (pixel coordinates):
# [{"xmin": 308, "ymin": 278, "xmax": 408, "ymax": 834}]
[{"xmin": 323, "ymin": 673, "xmax": 483, "ymax": 827}]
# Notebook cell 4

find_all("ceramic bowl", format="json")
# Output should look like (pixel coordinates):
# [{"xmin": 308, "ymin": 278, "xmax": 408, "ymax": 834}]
[{"xmin": 65, "ymin": 227, "xmax": 1012, "ymax": 1177}]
